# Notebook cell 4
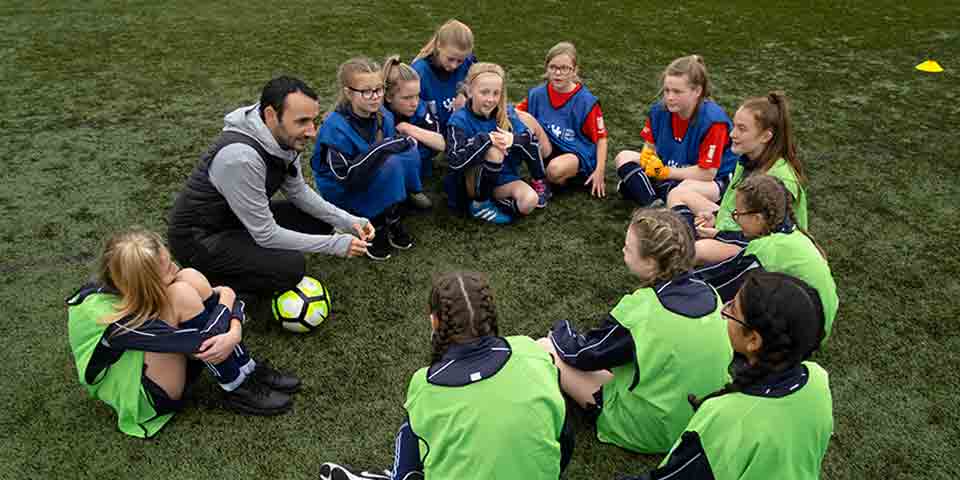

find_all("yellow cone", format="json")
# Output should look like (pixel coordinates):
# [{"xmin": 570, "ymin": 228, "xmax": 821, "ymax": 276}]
[{"xmin": 915, "ymin": 60, "xmax": 944, "ymax": 73}]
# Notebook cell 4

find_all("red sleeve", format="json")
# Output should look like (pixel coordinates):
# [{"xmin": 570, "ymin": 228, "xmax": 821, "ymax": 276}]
[
  {"xmin": 639, "ymin": 116, "xmax": 654, "ymax": 144},
  {"xmin": 697, "ymin": 123, "xmax": 729, "ymax": 169},
  {"xmin": 581, "ymin": 103, "xmax": 608, "ymax": 143},
  {"xmin": 515, "ymin": 98, "xmax": 528, "ymax": 112}
]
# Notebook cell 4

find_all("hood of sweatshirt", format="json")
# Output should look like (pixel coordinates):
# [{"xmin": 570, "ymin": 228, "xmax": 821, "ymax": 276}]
[{"xmin": 222, "ymin": 103, "xmax": 298, "ymax": 163}]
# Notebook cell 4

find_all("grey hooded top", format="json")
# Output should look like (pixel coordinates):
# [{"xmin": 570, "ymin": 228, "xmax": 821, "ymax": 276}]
[{"xmin": 207, "ymin": 103, "xmax": 367, "ymax": 256}]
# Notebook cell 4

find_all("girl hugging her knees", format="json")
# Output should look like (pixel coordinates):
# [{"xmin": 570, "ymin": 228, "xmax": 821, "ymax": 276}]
[
  {"xmin": 67, "ymin": 229, "xmax": 300, "ymax": 438},
  {"xmin": 539, "ymin": 208, "xmax": 732, "ymax": 454},
  {"xmin": 615, "ymin": 55, "xmax": 737, "ymax": 210},
  {"xmin": 444, "ymin": 62, "xmax": 547, "ymax": 224}
]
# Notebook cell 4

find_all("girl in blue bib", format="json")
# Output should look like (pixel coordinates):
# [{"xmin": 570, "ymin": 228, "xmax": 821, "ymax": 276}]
[
  {"xmin": 382, "ymin": 55, "xmax": 446, "ymax": 209},
  {"xmin": 444, "ymin": 62, "xmax": 547, "ymax": 224},
  {"xmin": 311, "ymin": 57, "xmax": 423, "ymax": 261},
  {"xmin": 615, "ymin": 55, "xmax": 737, "ymax": 208},
  {"xmin": 411, "ymin": 19, "xmax": 477, "ymax": 132}
]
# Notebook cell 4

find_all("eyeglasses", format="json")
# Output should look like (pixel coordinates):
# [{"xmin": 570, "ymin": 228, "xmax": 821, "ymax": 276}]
[
  {"xmin": 731, "ymin": 209, "xmax": 760, "ymax": 221},
  {"xmin": 547, "ymin": 64, "xmax": 574, "ymax": 74},
  {"xmin": 347, "ymin": 86, "xmax": 384, "ymax": 99},
  {"xmin": 721, "ymin": 300, "xmax": 750, "ymax": 328}
]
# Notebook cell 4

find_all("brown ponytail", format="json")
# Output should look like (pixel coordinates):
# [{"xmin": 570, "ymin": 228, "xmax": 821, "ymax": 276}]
[{"xmin": 739, "ymin": 91, "xmax": 805, "ymax": 184}]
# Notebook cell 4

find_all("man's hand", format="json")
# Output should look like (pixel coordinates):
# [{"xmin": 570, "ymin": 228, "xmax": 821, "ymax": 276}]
[
  {"xmin": 353, "ymin": 222, "xmax": 375, "ymax": 242},
  {"xmin": 347, "ymin": 237, "xmax": 369, "ymax": 257}
]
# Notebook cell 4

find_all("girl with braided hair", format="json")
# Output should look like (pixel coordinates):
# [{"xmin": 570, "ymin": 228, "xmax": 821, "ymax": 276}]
[
  {"xmin": 539, "ymin": 208, "xmax": 732, "ymax": 454},
  {"xmin": 695, "ymin": 174, "xmax": 839, "ymax": 340},
  {"xmin": 676, "ymin": 91, "xmax": 808, "ymax": 265},
  {"xmin": 321, "ymin": 271, "xmax": 572, "ymax": 480},
  {"xmin": 617, "ymin": 271, "xmax": 833, "ymax": 480},
  {"xmin": 311, "ymin": 57, "xmax": 423, "ymax": 261}
]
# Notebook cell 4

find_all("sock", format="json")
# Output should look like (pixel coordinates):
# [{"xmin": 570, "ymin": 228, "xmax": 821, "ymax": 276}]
[{"xmin": 617, "ymin": 162, "xmax": 657, "ymax": 205}]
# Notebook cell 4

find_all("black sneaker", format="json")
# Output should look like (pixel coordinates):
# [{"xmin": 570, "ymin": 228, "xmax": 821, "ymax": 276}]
[
  {"xmin": 319, "ymin": 463, "xmax": 392, "ymax": 480},
  {"xmin": 365, "ymin": 230, "xmax": 393, "ymax": 261},
  {"xmin": 388, "ymin": 221, "xmax": 414, "ymax": 250},
  {"xmin": 251, "ymin": 360, "xmax": 301, "ymax": 393},
  {"xmin": 222, "ymin": 378, "xmax": 292, "ymax": 416}
]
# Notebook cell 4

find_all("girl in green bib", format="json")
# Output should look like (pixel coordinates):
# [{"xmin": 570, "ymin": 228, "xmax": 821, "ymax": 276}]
[
  {"xmin": 538, "ymin": 209, "xmax": 732, "ymax": 454},
  {"xmin": 67, "ymin": 229, "xmax": 301, "ymax": 438},
  {"xmin": 320, "ymin": 271, "xmax": 572, "ymax": 480},
  {"xmin": 617, "ymin": 271, "xmax": 833, "ymax": 480},
  {"xmin": 671, "ymin": 92, "xmax": 808, "ymax": 265},
  {"xmin": 696, "ymin": 174, "xmax": 839, "ymax": 340}
]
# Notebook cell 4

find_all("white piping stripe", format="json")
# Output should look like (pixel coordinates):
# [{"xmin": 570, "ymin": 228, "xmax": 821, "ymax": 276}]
[
  {"xmin": 552, "ymin": 325, "xmax": 621, "ymax": 358},
  {"xmin": 427, "ymin": 359, "xmax": 456, "ymax": 380},
  {"xmin": 660, "ymin": 452, "xmax": 703, "ymax": 479}
]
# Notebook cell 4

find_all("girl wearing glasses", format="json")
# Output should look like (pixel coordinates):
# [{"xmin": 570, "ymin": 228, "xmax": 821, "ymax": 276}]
[
  {"xmin": 618, "ymin": 270, "xmax": 833, "ymax": 480},
  {"xmin": 538, "ymin": 208, "xmax": 732, "ymax": 454},
  {"xmin": 311, "ymin": 57, "xmax": 423, "ymax": 261},
  {"xmin": 615, "ymin": 55, "xmax": 737, "ymax": 210},
  {"xmin": 515, "ymin": 42, "xmax": 609, "ymax": 201},
  {"xmin": 412, "ymin": 19, "xmax": 477, "ymax": 132},
  {"xmin": 696, "ymin": 174, "xmax": 837, "ymax": 340},
  {"xmin": 444, "ymin": 63, "xmax": 546, "ymax": 224},
  {"xmin": 678, "ymin": 92, "xmax": 808, "ymax": 265},
  {"xmin": 382, "ymin": 55, "xmax": 445, "ymax": 210}
]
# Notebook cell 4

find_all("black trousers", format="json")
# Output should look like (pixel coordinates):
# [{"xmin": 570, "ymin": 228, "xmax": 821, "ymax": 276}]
[{"xmin": 168, "ymin": 201, "xmax": 333, "ymax": 295}]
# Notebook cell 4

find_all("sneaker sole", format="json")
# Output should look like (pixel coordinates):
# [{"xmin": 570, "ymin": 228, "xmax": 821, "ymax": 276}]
[
  {"xmin": 318, "ymin": 464, "xmax": 357, "ymax": 480},
  {"xmin": 222, "ymin": 399, "xmax": 292, "ymax": 416},
  {"xmin": 365, "ymin": 250, "xmax": 391, "ymax": 261},
  {"xmin": 389, "ymin": 238, "xmax": 414, "ymax": 250}
]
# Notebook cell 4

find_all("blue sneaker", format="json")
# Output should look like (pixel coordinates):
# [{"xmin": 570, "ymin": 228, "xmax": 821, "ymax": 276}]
[{"xmin": 469, "ymin": 200, "xmax": 512, "ymax": 225}]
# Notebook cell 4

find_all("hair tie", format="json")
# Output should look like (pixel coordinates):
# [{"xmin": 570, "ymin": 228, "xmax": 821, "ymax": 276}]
[{"xmin": 768, "ymin": 93, "xmax": 780, "ymax": 105}]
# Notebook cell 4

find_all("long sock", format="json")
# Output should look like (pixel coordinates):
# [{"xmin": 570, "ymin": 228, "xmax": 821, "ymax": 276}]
[
  {"xmin": 474, "ymin": 160, "xmax": 502, "ymax": 201},
  {"xmin": 617, "ymin": 163, "xmax": 657, "ymax": 206},
  {"xmin": 496, "ymin": 197, "xmax": 520, "ymax": 216}
]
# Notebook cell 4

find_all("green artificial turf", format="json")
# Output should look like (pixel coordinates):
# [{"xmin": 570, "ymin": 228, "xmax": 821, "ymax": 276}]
[{"xmin": 1, "ymin": 1, "xmax": 958, "ymax": 478}]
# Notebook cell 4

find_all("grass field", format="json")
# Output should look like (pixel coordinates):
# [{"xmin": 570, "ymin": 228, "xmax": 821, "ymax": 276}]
[{"xmin": 2, "ymin": 1, "xmax": 959, "ymax": 478}]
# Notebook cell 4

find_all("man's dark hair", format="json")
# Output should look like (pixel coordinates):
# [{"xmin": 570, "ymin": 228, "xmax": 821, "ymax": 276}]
[{"xmin": 259, "ymin": 76, "xmax": 318, "ymax": 121}]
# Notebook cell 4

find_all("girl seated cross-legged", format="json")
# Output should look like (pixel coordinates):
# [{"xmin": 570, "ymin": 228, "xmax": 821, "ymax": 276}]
[
  {"xmin": 516, "ymin": 41, "xmax": 609, "ymax": 201},
  {"xmin": 67, "ymin": 229, "xmax": 301, "ymax": 438},
  {"xmin": 538, "ymin": 208, "xmax": 732, "ymax": 454},
  {"xmin": 444, "ymin": 62, "xmax": 548, "ymax": 224},
  {"xmin": 320, "ymin": 271, "xmax": 573, "ymax": 480}
]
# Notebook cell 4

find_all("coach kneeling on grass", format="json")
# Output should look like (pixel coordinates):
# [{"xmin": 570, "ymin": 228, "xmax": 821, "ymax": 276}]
[{"xmin": 168, "ymin": 76, "xmax": 373, "ymax": 305}]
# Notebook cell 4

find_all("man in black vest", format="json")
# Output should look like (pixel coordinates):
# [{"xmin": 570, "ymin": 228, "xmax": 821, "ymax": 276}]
[{"xmin": 168, "ymin": 76, "xmax": 373, "ymax": 298}]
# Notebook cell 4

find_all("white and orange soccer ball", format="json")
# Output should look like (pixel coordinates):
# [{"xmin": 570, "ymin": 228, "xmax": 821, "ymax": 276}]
[{"xmin": 271, "ymin": 276, "xmax": 331, "ymax": 333}]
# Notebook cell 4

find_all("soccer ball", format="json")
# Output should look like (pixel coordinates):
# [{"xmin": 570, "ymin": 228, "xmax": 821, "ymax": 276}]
[{"xmin": 272, "ymin": 276, "xmax": 332, "ymax": 333}]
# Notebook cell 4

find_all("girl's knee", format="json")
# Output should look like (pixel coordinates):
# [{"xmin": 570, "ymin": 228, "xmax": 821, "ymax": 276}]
[
  {"xmin": 614, "ymin": 150, "xmax": 638, "ymax": 169},
  {"xmin": 518, "ymin": 190, "xmax": 538, "ymax": 215},
  {"xmin": 176, "ymin": 268, "xmax": 212, "ymax": 294}
]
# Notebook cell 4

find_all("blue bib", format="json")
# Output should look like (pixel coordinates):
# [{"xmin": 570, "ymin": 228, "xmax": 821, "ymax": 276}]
[
  {"xmin": 311, "ymin": 106, "xmax": 397, "ymax": 177},
  {"xmin": 447, "ymin": 104, "xmax": 529, "ymax": 179},
  {"xmin": 412, "ymin": 54, "xmax": 476, "ymax": 130},
  {"xmin": 648, "ymin": 100, "xmax": 737, "ymax": 178},
  {"xmin": 527, "ymin": 83, "xmax": 598, "ymax": 169}
]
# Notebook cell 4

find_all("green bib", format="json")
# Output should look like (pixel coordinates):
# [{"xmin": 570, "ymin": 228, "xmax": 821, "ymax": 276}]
[
  {"xmin": 716, "ymin": 159, "xmax": 808, "ymax": 232},
  {"xmin": 67, "ymin": 292, "xmax": 173, "ymax": 438},
  {"xmin": 669, "ymin": 362, "xmax": 833, "ymax": 480},
  {"xmin": 597, "ymin": 288, "xmax": 733, "ymax": 453},
  {"xmin": 746, "ymin": 229, "xmax": 839, "ymax": 340},
  {"xmin": 404, "ymin": 336, "xmax": 565, "ymax": 480}
]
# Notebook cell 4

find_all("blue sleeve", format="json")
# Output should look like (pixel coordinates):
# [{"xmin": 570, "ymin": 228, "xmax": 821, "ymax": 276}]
[
  {"xmin": 614, "ymin": 431, "xmax": 715, "ymax": 479},
  {"xmin": 694, "ymin": 252, "xmax": 763, "ymax": 302},
  {"xmin": 445, "ymin": 121, "xmax": 492, "ymax": 171},
  {"xmin": 548, "ymin": 314, "xmax": 635, "ymax": 371},
  {"xmin": 103, "ymin": 300, "xmax": 236, "ymax": 354},
  {"xmin": 392, "ymin": 416, "xmax": 424, "ymax": 480}
]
